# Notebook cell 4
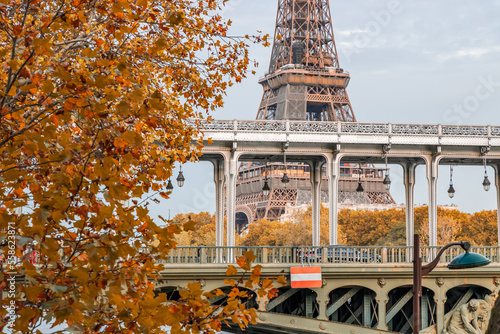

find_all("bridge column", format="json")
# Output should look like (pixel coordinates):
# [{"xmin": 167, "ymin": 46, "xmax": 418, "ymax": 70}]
[
  {"xmin": 212, "ymin": 158, "xmax": 226, "ymax": 263},
  {"xmin": 426, "ymin": 155, "xmax": 440, "ymax": 247},
  {"xmin": 403, "ymin": 163, "xmax": 416, "ymax": 248},
  {"xmin": 376, "ymin": 292, "xmax": 389, "ymax": 331},
  {"xmin": 311, "ymin": 160, "xmax": 323, "ymax": 247},
  {"xmin": 315, "ymin": 288, "xmax": 330, "ymax": 321},
  {"xmin": 327, "ymin": 152, "xmax": 341, "ymax": 245},
  {"xmin": 225, "ymin": 150, "xmax": 240, "ymax": 252},
  {"xmin": 212, "ymin": 159, "xmax": 225, "ymax": 247},
  {"xmin": 435, "ymin": 294, "xmax": 446, "ymax": 334}
]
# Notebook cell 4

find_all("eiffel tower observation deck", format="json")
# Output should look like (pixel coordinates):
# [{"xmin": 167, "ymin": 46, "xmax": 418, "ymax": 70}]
[{"xmin": 235, "ymin": 0, "xmax": 395, "ymax": 231}]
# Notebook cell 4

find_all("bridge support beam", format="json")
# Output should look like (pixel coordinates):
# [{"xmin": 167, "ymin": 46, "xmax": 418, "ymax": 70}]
[
  {"xmin": 426, "ymin": 155, "xmax": 440, "ymax": 247},
  {"xmin": 311, "ymin": 160, "xmax": 323, "ymax": 247},
  {"xmin": 376, "ymin": 295, "xmax": 389, "ymax": 331},
  {"xmin": 315, "ymin": 291, "xmax": 329, "ymax": 321},
  {"xmin": 212, "ymin": 159, "xmax": 225, "ymax": 250},
  {"xmin": 328, "ymin": 152, "xmax": 341, "ymax": 245},
  {"xmin": 435, "ymin": 295, "xmax": 445, "ymax": 334},
  {"xmin": 403, "ymin": 163, "xmax": 416, "ymax": 248},
  {"xmin": 225, "ymin": 150, "xmax": 240, "ymax": 251}
]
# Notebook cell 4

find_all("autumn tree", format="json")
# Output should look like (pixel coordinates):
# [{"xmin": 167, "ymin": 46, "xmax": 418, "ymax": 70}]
[
  {"xmin": 339, "ymin": 208, "xmax": 404, "ymax": 246},
  {"xmin": 236, "ymin": 205, "xmax": 487, "ymax": 247},
  {"xmin": 237, "ymin": 206, "xmax": 345, "ymax": 247},
  {"xmin": 173, "ymin": 212, "xmax": 216, "ymax": 246},
  {"xmin": 457, "ymin": 210, "xmax": 498, "ymax": 246},
  {"xmin": 415, "ymin": 207, "xmax": 470, "ymax": 245},
  {"xmin": 377, "ymin": 221, "xmax": 407, "ymax": 246},
  {"xmin": 0, "ymin": 0, "xmax": 273, "ymax": 332}
]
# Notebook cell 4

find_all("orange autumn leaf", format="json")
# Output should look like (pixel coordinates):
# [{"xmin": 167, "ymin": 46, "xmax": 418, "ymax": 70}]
[{"xmin": 226, "ymin": 265, "xmax": 237, "ymax": 276}]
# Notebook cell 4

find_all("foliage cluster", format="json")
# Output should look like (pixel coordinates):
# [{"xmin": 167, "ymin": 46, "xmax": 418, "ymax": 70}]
[
  {"xmin": 0, "ymin": 0, "xmax": 272, "ymax": 332},
  {"xmin": 176, "ymin": 208, "xmax": 498, "ymax": 247}
]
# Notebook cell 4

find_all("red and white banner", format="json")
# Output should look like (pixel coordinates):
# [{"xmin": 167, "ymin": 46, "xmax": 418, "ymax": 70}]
[{"xmin": 290, "ymin": 267, "xmax": 322, "ymax": 288}]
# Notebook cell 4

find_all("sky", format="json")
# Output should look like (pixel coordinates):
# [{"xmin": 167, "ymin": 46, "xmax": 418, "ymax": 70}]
[{"xmin": 153, "ymin": 0, "xmax": 500, "ymax": 220}]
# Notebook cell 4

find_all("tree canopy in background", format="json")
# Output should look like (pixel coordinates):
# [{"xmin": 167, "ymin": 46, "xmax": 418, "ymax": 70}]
[
  {"xmin": 175, "ymin": 207, "xmax": 498, "ymax": 247},
  {"xmin": 0, "ymin": 0, "xmax": 272, "ymax": 332}
]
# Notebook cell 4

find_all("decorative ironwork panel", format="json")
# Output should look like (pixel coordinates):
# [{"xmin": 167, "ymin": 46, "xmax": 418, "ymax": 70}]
[
  {"xmin": 289, "ymin": 122, "xmax": 338, "ymax": 133},
  {"xmin": 442, "ymin": 126, "xmax": 488, "ymax": 136},
  {"xmin": 392, "ymin": 125, "xmax": 439, "ymax": 135},
  {"xmin": 237, "ymin": 121, "xmax": 286, "ymax": 132},
  {"xmin": 342, "ymin": 123, "xmax": 388, "ymax": 134},
  {"xmin": 190, "ymin": 120, "xmax": 234, "ymax": 131},
  {"xmin": 491, "ymin": 127, "xmax": 500, "ymax": 136}
]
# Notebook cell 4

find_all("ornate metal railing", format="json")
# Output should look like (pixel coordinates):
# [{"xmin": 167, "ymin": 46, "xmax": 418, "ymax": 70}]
[
  {"xmin": 160, "ymin": 246, "xmax": 500, "ymax": 265},
  {"xmin": 186, "ymin": 119, "xmax": 500, "ymax": 137}
]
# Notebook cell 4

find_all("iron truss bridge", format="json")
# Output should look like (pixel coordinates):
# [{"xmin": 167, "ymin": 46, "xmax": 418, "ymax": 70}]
[{"xmin": 158, "ymin": 245, "xmax": 500, "ymax": 334}]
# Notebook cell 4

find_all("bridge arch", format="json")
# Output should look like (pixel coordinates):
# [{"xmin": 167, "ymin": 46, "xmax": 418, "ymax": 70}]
[
  {"xmin": 445, "ymin": 284, "xmax": 493, "ymax": 315},
  {"xmin": 235, "ymin": 208, "xmax": 252, "ymax": 234},
  {"xmin": 386, "ymin": 285, "xmax": 436, "ymax": 333},
  {"xmin": 327, "ymin": 285, "xmax": 377, "ymax": 328},
  {"xmin": 266, "ymin": 287, "xmax": 319, "ymax": 318}
]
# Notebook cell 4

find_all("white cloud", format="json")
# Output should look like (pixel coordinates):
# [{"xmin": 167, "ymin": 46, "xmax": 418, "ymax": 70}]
[{"xmin": 436, "ymin": 46, "xmax": 500, "ymax": 62}]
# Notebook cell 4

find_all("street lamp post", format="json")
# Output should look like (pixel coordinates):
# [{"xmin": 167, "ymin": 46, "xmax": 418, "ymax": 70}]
[{"xmin": 412, "ymin": 234, "xmax": 491, "ymax": 334}]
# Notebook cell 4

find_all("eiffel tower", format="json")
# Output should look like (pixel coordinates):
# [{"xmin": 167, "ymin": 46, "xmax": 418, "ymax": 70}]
[{"xmin": 235, "ymin": 0, "xmax": 394, "ymax": 231}]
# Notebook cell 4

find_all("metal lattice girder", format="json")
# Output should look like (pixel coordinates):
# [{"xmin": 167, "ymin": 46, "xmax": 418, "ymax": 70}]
[
  {"xmin": 266, "ymin": 289, "xmax": 300, "ymax": 311},
  {"xmin": 451, "ymin": 288, "xmax": 474, "ymax": 311},
  {"xmin": 306, "ymin": 294, "xmax": 314, "ymax": 318},
  {"xmin": 364, "ymin": 292, "xmax": 372, "ymax": 327},
  {"xmin": 421, "ymin": 293, "xmax": 429, "ymax": 329},
  {"xmin": 326, "ymin": 287, "xmax": 361, "ymax": 317},
  {"xmin": 386, "ymin": 289, "xmax": 413, "ymax": 323},
  {"xmin": 400, "ymin": 316, "xmax": 413, "ymax": 333},
  {"xmin": 346, "ymin": 305, "xmax": 363, "ymax": 325},
  {"xmin": 268, "ymin": 0, "xmax": 340, "ymax": 71},
  {"xmin": 209, "ymin": 294, "xmax": 226, "ymax": 305},
  {"xmin": 257, "ymin": 0, "xmax": 355, "ymax": 122}
]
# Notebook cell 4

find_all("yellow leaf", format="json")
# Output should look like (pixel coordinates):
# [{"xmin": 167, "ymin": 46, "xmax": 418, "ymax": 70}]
[
  {"xmin": 23, "ymin": 286, "xmax": 45, "ymax": 302},
  {"xmin": 8, "ymin": 59, "xmax": 21, "ymax": 71},
  {"xmin": 243, "ymin": 250, "xmax": 257, "ymax": 262},
  {"xmin": 7, "ymin": 86, "xmax": 16, "ymax": 96},
  {"xmin": 41, "ymin": 80, "xmax": 55, "ymax": 94},
  {"xmin": 183, "ymin": 220, "xmax": 196, "ymax": 232},
  {"xmin": 68, "ymin": 269, "xmax": 90, "ymax": 284},
  {"xmin": 95, "ymin": 75, "xmax": 108, "ymax": 88},
  {"xmin": 277, "ymin": 275, "xmax": 287, "ymax": 286},
  {"xmin": 261, "ymin": 278, "xmax": 273, "ymax": 289},
  {"xmin": 114, "ymin": 137, "xmax": 127, "ymax": 149},
  {"xmin": 226, "ymin": 265, "xmax": 237, "ymax": 276},
  {"xmin": 224, "ymin": 279, "xmax": 235, "ymax": 286},
  {"xmin": 268, "ymin": 287, "xmax": 279, "ymax": 299},
  {"xmin": 236, "ymin": 256, "xmax": 251, "ymax": 271},
  {"xmin": 116, "ymin": 101, "xmax": 130, "ymax": 116},
  {"xmin": 122, "ymin": 131, "xmax": 142, "ymax": 145}
]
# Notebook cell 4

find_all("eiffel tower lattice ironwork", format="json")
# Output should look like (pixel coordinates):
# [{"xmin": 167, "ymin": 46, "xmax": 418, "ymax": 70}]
[
  {"xmin": 256, "ymin": 0, "xmax": 355, "ymax": 122},
  {"xmin": 235, "ymin": 0, "xmax": 395, "ymax": 232}
]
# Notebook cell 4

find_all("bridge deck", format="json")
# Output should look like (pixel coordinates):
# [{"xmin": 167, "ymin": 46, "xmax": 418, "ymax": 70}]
[{"xmin": 159, "ymin": 246, "xmax": 500, "ymax": 334}]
